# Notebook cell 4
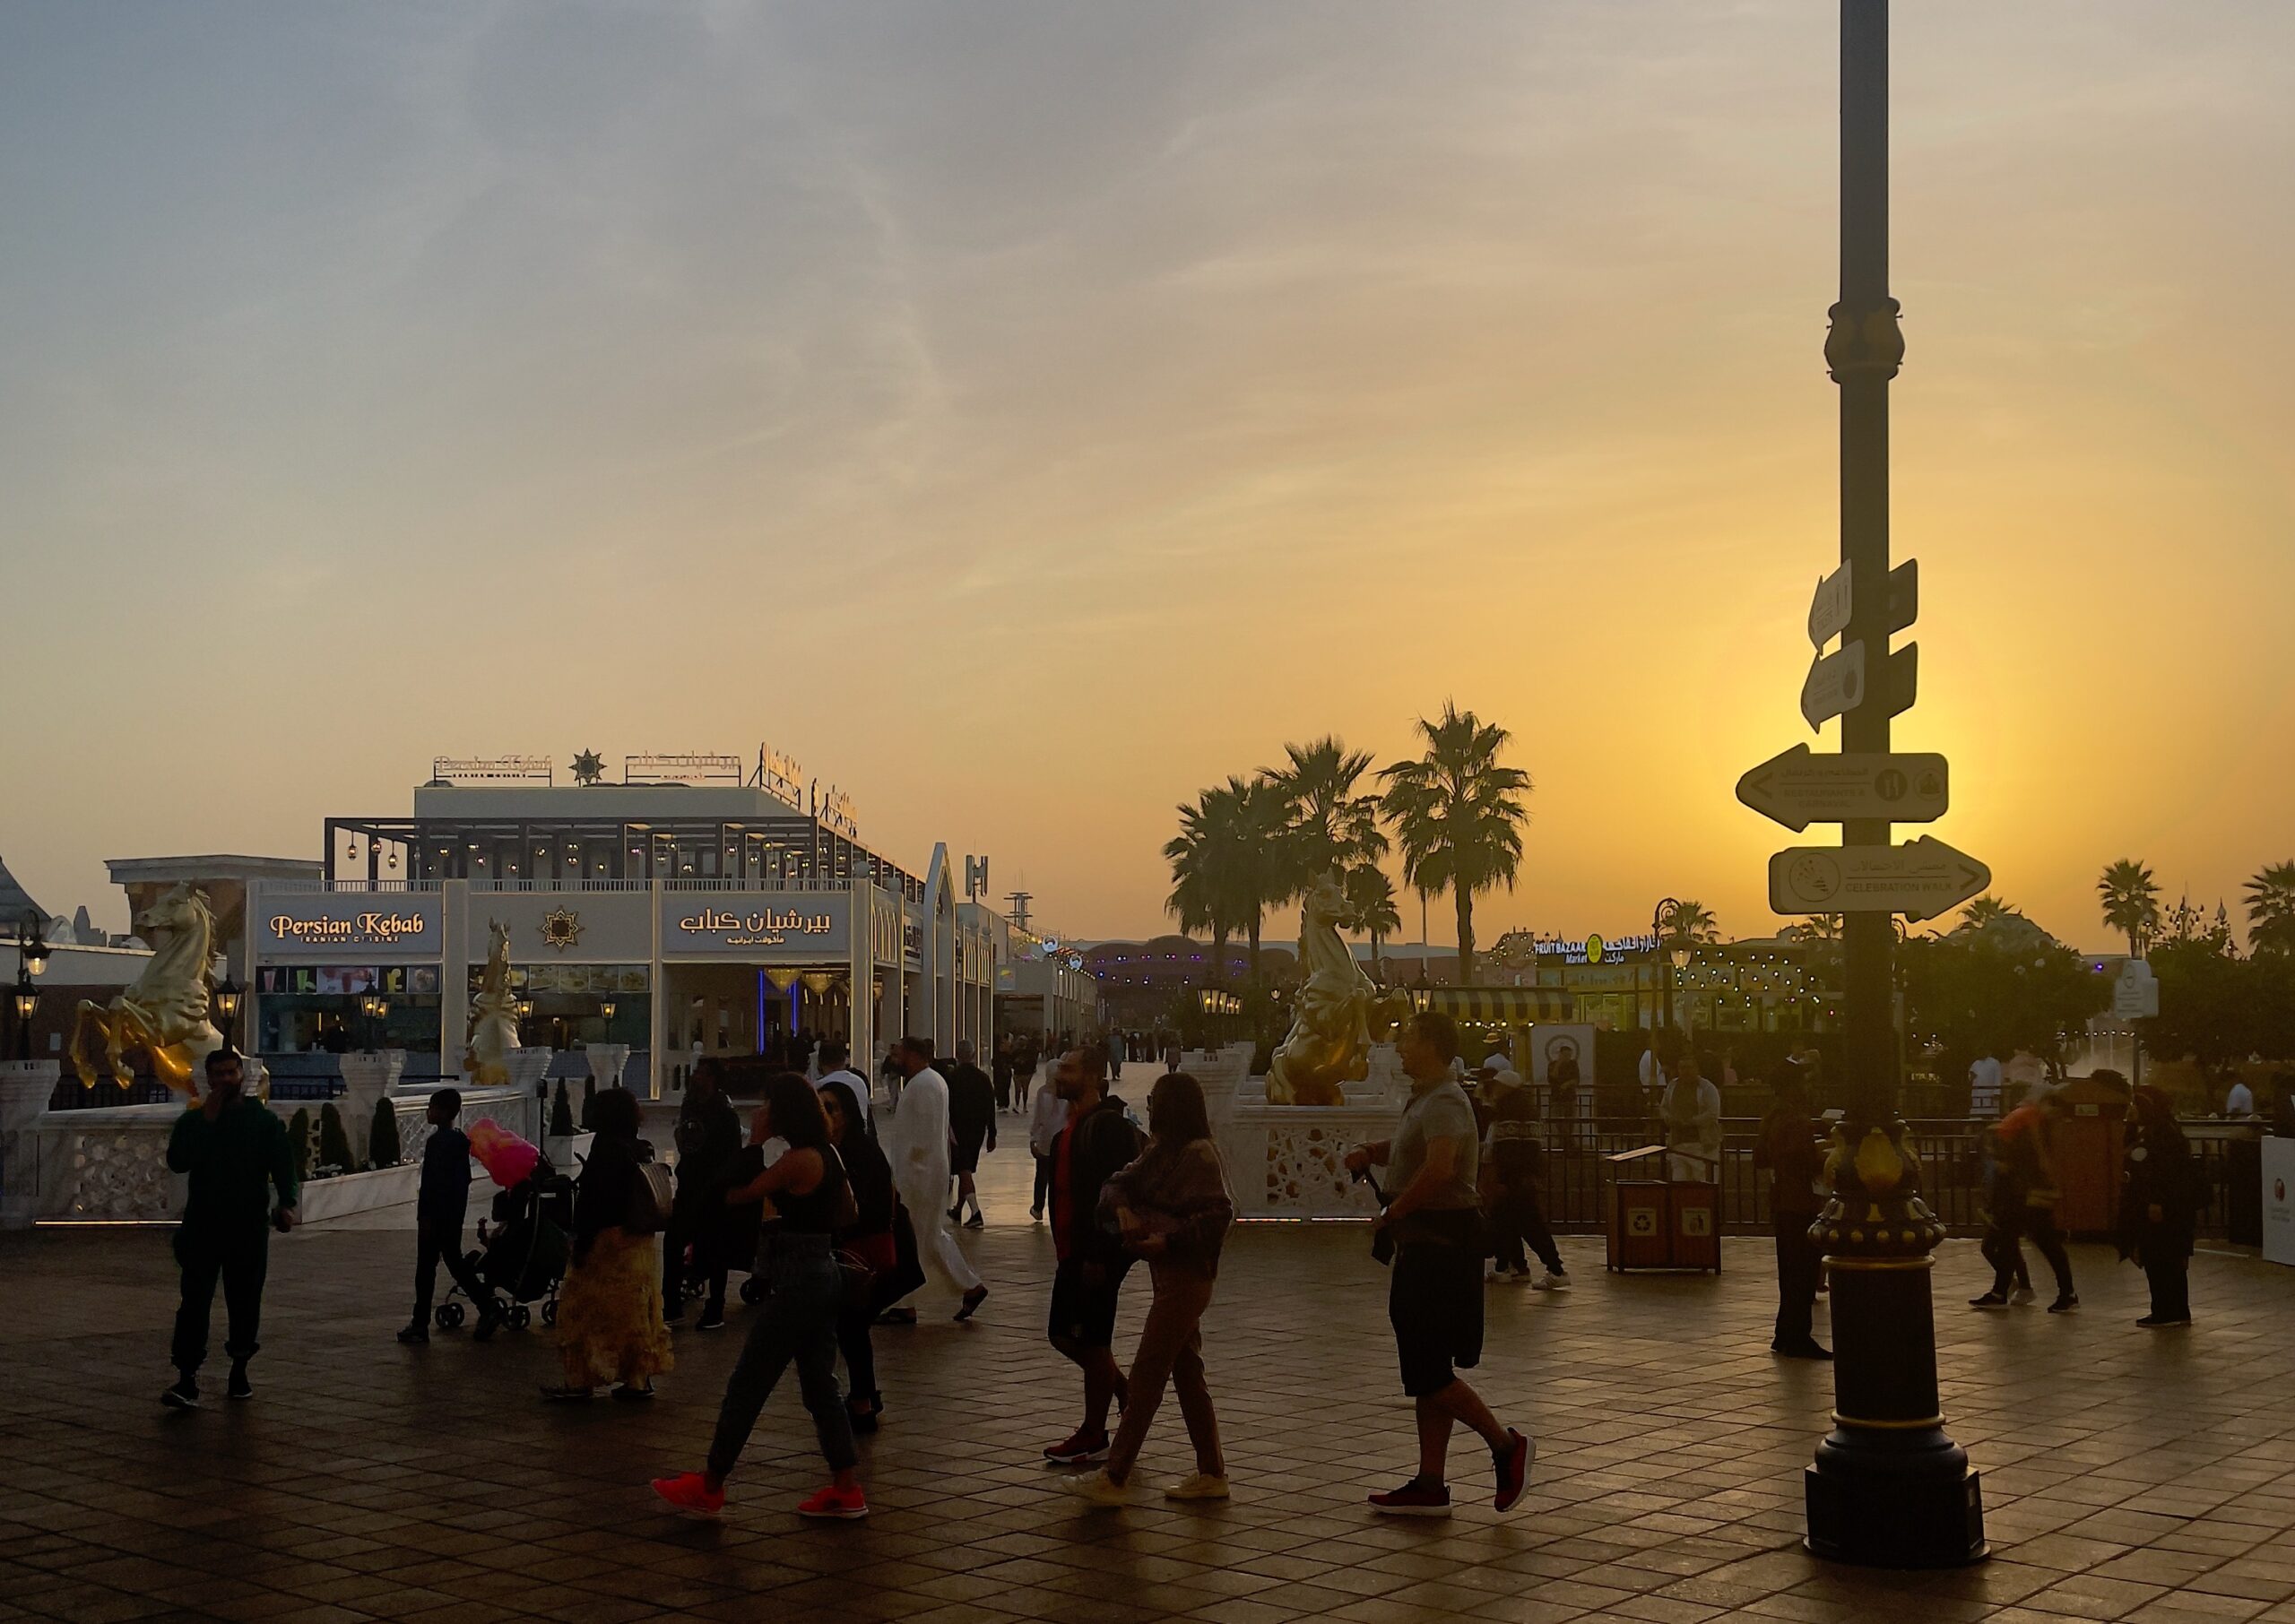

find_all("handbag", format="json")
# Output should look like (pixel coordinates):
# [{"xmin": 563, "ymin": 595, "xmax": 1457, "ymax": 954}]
[{"xmin": 627, "ymin": 1159, "xmax": 675, "ymax": 1234}]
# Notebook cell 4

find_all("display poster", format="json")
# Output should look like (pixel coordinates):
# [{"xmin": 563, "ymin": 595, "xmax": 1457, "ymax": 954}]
[{"xmin": 2264, "ymin": 1137, "xmax": 2295, "ymax": 1268}]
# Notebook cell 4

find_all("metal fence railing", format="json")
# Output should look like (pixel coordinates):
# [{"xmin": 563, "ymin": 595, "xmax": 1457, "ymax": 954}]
[{"xmin": 1532, "ymin": 1115, "xmax": 2248, "ymax": 1241}]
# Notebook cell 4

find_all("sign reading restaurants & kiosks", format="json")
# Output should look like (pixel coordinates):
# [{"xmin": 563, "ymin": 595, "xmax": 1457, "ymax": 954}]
[{"xmin": 262, "ymin": 894, "xmax": 443, "ymax": 959}]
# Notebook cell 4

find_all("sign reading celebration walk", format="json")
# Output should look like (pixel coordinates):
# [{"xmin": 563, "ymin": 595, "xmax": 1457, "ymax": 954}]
[
  {"xmin": 1766, "ymin": 834, "xmax": 1991, "ymax": 922},
  {"xmin": 1736, "ymin": 743, "xmax": 1948, "ymax": 833}
]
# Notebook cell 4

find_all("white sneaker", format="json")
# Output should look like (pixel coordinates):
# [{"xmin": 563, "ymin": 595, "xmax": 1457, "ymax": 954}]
[
  {"xmin": 2009, "ymin": 1286, "xmax": 2037, "ymax": 1306},
  {"xmin": 1165, "ymin": 1473, "xmax": 1231, "ymax": 1501},
  {"xmin": 1532, "ymin": 1271, "xmax": 1572, "ymax": 1291}
]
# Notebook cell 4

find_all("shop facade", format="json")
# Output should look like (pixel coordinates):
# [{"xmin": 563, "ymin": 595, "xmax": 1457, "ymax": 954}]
[{"xmin": 251, "ymin": 777, "xmax": 1000, "ymax": 1094}]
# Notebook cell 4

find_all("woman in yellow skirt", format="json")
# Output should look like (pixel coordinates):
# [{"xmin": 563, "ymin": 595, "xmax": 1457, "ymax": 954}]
[{"xmin": 546, "ymin": 1087, "xmax": 673, "ymax": 1400}]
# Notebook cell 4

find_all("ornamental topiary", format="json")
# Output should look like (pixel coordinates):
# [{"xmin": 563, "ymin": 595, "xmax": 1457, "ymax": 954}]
[
  {"xmin": 579, "ymin": 1075, "xmax": 597, "ymax": 1131},
  {"xmin": 287, "ymin": 1108, "xmax": 313, "ymax": 1186},
  {"xmin": 316, "ymin": 1101, "xmax": 354, "ymax": 1175},
  {"xmin": 368, "ymin": 1094, "xmax": 402, "ymax": 1169},
  {"xmin": 550, "ymin": 1077, "xmax": 576, "ymax": 1138}
]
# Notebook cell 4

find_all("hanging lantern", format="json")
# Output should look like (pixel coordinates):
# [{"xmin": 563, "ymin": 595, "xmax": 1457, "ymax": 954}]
[
  {"xmin": 800, "ymin": 972, "xmax": 835, "ymax": 998},
  {"xmin": 763, "ymin": 967, "xmax": 801, "ymax": 994}
]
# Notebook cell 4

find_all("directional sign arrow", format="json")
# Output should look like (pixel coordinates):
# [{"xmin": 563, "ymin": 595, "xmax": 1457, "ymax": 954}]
[
  {"xmin": 1884, "ymin": 641, "xmax": 1918, "ymax": 718},
  {"xmin": 1767, "ymin": 835, "xmax": 1992, "ymax": 922},
  {"xmin": 1808, "ymin": 561, "xmax": 1853, "ymax": 649},
  {"xmin": 1888, "ymin": 558, "xmax": 1918, "ymax": 635},
  {"xmin": 1736, "ymin": 743, "xmax": 1949, "ymax": 833},
  {"xmin": 1800, "ymin": 640, "xmax": 1866, "ymax": 731}
]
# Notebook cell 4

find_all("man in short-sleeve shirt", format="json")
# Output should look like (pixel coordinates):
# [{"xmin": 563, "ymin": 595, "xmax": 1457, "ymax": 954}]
[{"xmin": 1347, "ymin": 1011, "xmax": 1532, "ymax": 1518}]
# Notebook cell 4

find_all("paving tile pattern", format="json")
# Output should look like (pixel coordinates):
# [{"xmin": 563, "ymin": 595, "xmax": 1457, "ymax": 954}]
[{"xmin": 3, "ymin": 1142, "xmax": 2293, "ymax": 1624}]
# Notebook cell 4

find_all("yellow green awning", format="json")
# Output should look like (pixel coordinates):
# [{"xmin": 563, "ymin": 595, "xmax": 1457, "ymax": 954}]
[{"xmin": 1407, "ymin": 987, "xmax": 1576, "ymax": 1023}]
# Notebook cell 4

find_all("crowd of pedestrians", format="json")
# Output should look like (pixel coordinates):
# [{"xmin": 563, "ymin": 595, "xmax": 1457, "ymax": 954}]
[{"xmin": 154, "ymin": 1015, "xmax": 2231, "ymax": 1525}]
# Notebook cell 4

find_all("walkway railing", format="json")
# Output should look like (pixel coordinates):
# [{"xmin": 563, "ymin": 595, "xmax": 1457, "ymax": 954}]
[{"xmin": 1534, "ymin": 1116, "xmax": 2249, "ymax": 1240}]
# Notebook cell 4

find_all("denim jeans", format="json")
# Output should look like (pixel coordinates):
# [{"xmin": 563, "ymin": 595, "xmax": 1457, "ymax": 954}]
[{"xmin": 706, "ymin": 1236, "xmax": 856, "ymax": 1480}]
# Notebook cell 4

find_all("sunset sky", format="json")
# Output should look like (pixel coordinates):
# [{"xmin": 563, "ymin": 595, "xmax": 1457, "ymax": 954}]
[{"xmin": 3, "ymin": 2, "xmax": 2290, "ymax": 953}]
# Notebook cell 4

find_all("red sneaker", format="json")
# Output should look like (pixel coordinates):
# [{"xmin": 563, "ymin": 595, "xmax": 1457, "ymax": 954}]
[
  {"xmin": 1368, "ymin": 1479, "xmax": 1451, "ymax": 1517},
  {"xmin": 1493, "ymin": 1429, "xmax": 1535, "ymax": 1513},
  {"xmin": 1043, "ymin": 1429, "xmax": 1110, "ymax": 1465},
  {"xmin": 651, "ymin": 1472, "xmax": 725, "ymax": 1519},
  {"xmin": 796, "ymin": 1482, "xmax": 870, "ymax": 1519}
]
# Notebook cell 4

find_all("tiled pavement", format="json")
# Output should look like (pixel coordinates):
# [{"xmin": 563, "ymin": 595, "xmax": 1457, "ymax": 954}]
[{"xmin": 5, "ymin": 1140, "xmax": 2295, "ymax": 1624}]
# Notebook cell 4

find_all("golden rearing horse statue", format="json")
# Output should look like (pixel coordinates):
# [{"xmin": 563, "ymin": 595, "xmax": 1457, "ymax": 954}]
[
  {"xmin": 71, "ymin": 883, "xmax": 222, "ymax": 1096},
  {"xmin": 1266, "ymin": 871, "xmax": 1413, "ymax": 1106}
]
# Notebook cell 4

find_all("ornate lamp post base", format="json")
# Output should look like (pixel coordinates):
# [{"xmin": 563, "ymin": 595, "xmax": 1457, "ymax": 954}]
[{"xmin": 1803, "ymin": 1111, "xmax": 1987, "ymax": 1568}]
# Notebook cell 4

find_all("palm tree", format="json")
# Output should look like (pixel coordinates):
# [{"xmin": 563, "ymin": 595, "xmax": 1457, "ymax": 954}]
[
  {"xmin": 1269, "ymin": 736, "xmax": 1388, "ymax": 895},
  {"xmin": 1379, "ymin": 704, "xmax": 1532, "ymax": 988},
  {"xmin": 1342, "ymin": 864, "xmax": 1402, "ymax": 980},
  {"xmin": 1164, "ymin": 795, "xmax": 1234, "ymax": 983},
  {"xmin": 1959, "ymin": 895, "xmax": 2022, "ymax": 931},
  {"xmin": 2096, "ymin": 860, "xmax": 2161, "ymax": 958},
  {"xmin": 1164, "ymin": 776, "xmax": 1291, "ymax": 986},
  {"xmin": 2247, "ymin": 861, "xmax": 2295, "ymax": 956},
  {"xmin": 1657, "ymin": 898, "xmax": 1720, "ymax": 949},
  {"xmin": 1788, "ymin": 913, "xmax": 1843, "ymax": 943}
]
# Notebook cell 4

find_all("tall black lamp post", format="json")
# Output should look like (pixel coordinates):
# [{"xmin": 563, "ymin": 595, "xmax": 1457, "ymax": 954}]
[
  {"xmin": 1800, "ymin": 0, "xmax": 1984, "ymax": 1568},
  {"xmin": 212, "ymin": 974, "xmax": 244, "ymax": 1053},
  {"xmin": 1651, "ymin": 897, "xmax": 1680, "ymax": 1038},
  {"xmin": 10, "ymin": 976, "xmax": 35, "ymax": 1063},
  {"xmin": 12, "ymin": 915, "xmax": 49, "ymax": 1064}
]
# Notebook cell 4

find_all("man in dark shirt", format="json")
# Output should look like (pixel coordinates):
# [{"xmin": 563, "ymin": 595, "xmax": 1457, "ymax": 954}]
[
  {"xmin": 664, "ymin": 1058, "xmax": 744, "ymax": 1330},
  {"xmin": 1041, "ymin": 1048, "xmax": 1143, "ymax": 1467},
  {"xmin": 1481, "ymin": 1067, "xmax": 1568, "ymax": 1288},
  {"xmin": 399, "ymin": 1087, "xmax": 498, "ymax": 1344},
  {"xmin": 1753, "ymin": 1063, "xmax": 1831, "ymax": 1360},
  {"xmin": 163, "ymin": 1050, "xmax": 299, "ymax": 1408},
  {"xmin": 945, "ymin": 1040, "xmax": 997, "ymax": 1229}
]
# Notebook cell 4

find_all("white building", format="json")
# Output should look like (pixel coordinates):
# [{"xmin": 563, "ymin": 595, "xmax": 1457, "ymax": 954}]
[{"xmin": 240, "ymin": 756, "xmax": 1070, "ymax": 1094}]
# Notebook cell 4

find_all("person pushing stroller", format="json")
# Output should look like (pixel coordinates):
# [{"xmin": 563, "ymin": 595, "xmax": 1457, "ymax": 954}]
[{"xmin": 400, "ymin": 1088, "xmax": 499, "ymax": 1343}]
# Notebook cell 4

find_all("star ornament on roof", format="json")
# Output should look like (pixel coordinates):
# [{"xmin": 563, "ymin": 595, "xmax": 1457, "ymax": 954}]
[
  {"xmin": 540, "ymin": 907, "xmax": 583, "ymax": 951},
  {"xmin": 570, "ymin": 749, "xmax": 606, "ymax": 786}
]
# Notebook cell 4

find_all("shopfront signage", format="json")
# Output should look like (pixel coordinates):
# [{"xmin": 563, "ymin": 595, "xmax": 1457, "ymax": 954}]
[
  {"xmin": 261, "ymin": 894, "xmax": 444, "ymax": 959},
  {"xmin": 663, "ymin": 901, "xmax": 849, "ymax": 956},
  {"xmin": 1533, "ymin": 932, "xmax": 1658, "ymax": 966},
  {"xmin": 626, "ymin": 751, "xmax": 744, "ymax": 785}
]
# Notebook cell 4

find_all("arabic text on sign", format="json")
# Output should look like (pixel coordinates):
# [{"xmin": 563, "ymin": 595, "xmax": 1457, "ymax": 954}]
[{"xmin": 676, "ymin": 909, "xmax": 835, "ymax": 937}]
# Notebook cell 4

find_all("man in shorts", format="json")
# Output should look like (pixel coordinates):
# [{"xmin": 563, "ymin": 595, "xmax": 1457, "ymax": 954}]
[
  {"xmin": 1347, "ymin": 1011, "xmax": 1533, "ymax": 1516},
  {"xmin": 1040, "ymin": 1047, "xmax": 1143, "ymax": 1465}
]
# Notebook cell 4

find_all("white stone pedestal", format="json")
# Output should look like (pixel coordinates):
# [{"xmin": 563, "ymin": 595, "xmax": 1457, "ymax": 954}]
[
  {"xmin": 585, "ymin": 1044, "xmax": 631, "ymax": 1093},
  {"xmin": 1, "ymin": 1060, "xmax": 61, "ymax": 1229},
  {"xmin": 504, "ymin": 1049, "xmax": 557, "ymax": 1115},
  {"xmin": 339, "ymin": 1050, "xmax": 406, "ymax": 1169}
]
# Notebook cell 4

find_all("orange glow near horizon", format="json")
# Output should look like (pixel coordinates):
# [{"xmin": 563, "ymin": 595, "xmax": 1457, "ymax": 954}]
[{"xmin": 1, "ymin": 5, "xmax": 2290, "ymax": 955}]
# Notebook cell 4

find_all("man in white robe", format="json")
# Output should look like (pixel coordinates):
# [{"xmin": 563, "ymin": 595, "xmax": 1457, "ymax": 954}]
[{"xmin": 885, "ymin": 1036, "xmax": 987, "ymax": 1319}]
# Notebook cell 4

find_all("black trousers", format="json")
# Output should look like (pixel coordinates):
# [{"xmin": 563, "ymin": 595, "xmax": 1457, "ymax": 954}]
[
  {"xmin": 836, "ymin": 1299, "xmax": 879, "ymax": 1404},
  {"xmin": 2140, "ymin": 1224, "xmax": 2193, "ymax": 1321},
  {"xmin": 172, "ymin": 1221, "xmax": 269, "ymax": 1374},
  {"xmin": 1032, "ymin": 1152, "xmax": 1052, "ymax": 1214},
  {"xmin": 412, "ymin": 1217, "xmax": 491, "ymax": 1322},
  {"xmin": 1771, "ymin": 1211, "xmax": 1822, "ymax": 1348},
  {"xmin": 663, "ymin": 1204, "xmax": 727, "ymax": 1317},
  {"xmin": 1984, "ymin": 1205, "xmax": 2073, "ymax": 1298},
  {"xmin": 1489, "ymin": 1187, "xmax": 1563, "ymax": 1274}
]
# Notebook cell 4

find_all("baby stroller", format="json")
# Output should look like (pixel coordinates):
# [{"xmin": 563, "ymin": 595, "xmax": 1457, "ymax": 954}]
[{"xmin": 437, "ymin": 1165, "xmax": 574, "ymax": 1333}]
